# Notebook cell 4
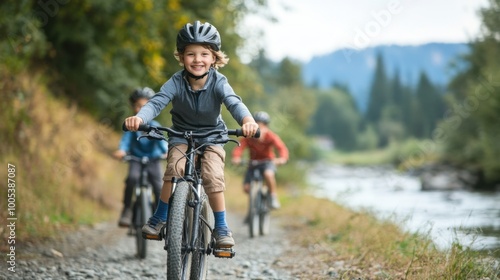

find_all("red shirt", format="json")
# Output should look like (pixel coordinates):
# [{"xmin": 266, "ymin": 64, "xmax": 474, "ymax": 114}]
[{"xmin": 232, "ymin": 130, "xmax": 289, "ymax": 161}]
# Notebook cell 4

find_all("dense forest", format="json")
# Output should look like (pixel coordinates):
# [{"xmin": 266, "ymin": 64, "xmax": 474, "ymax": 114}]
[{"xmin": 1, "ymin": 0, "xmax": 500, "ymax": 187}]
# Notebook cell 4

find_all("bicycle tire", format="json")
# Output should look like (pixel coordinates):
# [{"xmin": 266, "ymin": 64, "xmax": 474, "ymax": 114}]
[
  {"xmin": 259, "ymin": 190, "xmax": 271, "ymax": 236},
  {"xmin": 189, "ymin": 190, "xmax": 213, "ymax": 280},
  {"xmin": 248, "ymin": 180, "xmax": 261, "ymax": 238},
  {"xmin": 166, "ymin": 181, "xmax": 191, "ymax": 280},
  {"xmin": 135, "ymin": 190, "xmax": 151, "ymax": 259}
]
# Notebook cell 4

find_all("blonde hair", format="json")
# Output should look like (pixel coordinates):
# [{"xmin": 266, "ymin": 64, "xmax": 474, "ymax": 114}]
[{"xmin": 174, "ymin": 44, "xmax": 229, "ymax": 69}]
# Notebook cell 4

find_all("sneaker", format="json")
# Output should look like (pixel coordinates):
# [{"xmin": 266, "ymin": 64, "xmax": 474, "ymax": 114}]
[
  {"xmin": 270, "ymin": 195, "xmax": 281, "ymax": 209},
  {"xmin": 141, "ymin": 216, "xmax": 166, "ymax": 240},
  {"xmin": 118, "ymin": 207, "xmax": 132, "ymax": 227},
  {"xmin": 212, "ymin": 227, "xmax": 235, "ymax": 248}
]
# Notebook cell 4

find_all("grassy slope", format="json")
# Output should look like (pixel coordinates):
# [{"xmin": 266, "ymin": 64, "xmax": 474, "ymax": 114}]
[{"xmin": 1, "ymin": 70, "xmax": 125, "ymax": 246}]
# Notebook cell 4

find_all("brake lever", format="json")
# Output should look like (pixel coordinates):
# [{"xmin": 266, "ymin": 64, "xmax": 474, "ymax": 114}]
[
  {"xmin": 137, "ymin": 129, "xmax": 167, "ymax": 141},
  {"xmin": 227, "ymin": 139, "xmax": 240, "ymax": 146},
  {"xmin": 212, "ymin": 138, "xmax": 240, "ymax": 146}
]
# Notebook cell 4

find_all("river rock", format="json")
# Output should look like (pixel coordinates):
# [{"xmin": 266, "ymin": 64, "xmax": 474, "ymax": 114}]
[{"xmin": 419, "ymin": 164, "xmax": 476, "ymax": 191}]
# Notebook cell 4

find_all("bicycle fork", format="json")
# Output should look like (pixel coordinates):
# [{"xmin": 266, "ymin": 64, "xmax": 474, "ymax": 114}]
[{"xmin": 161, "ymin": 178, "xmax": 208, "ymax": 255}]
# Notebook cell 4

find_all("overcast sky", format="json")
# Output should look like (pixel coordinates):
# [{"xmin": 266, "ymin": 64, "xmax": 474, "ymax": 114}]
[{"xmin": 241, "ymin": 0, "xmax": 490, "ymax": 62}]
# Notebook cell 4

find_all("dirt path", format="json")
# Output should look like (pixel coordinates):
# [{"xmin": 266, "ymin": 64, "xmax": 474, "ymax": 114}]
[{"xmin": 2, "ymin": 211, "xmax": 332, "ymax": 279}]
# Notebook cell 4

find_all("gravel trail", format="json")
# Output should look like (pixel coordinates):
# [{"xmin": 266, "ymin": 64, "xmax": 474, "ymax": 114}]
[{"xmin": 2, "ymin": 212, "xmax": 322, "ymax": 280}]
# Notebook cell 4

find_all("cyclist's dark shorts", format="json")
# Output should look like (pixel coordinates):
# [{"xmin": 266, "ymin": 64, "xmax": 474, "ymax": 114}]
[{"xmin": 243, "ymin": 161, "xmax": 276, "ymax": 184}]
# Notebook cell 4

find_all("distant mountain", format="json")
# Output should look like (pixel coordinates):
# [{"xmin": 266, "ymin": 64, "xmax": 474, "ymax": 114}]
[{"xmin": 302, "ymin": 43, "xmax": 470, "ymax": 111}]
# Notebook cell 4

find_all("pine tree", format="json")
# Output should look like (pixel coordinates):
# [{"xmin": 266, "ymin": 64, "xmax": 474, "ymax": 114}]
[{"xmin": 365, "ymin": 53, "xmax": 390, "ymax": 123}]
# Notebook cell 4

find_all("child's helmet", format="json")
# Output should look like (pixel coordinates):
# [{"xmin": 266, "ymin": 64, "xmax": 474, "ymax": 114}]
[
  {"xmin": 253, "ymin": 111, "xmax": 270, "ymax": 124},
  {"xmin": 129, "ymin": 87, "xmax": 155, "ymax": 104},
  {"xmin": 177, "ymin": 21, "xmax": 221, "ymax": 52}
]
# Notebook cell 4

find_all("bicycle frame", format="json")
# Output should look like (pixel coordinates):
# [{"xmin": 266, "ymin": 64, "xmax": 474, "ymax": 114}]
[
  {"xmin": 122, "ymin": 155, "xmax": 158, "ymax": 259},
  {"xmin": 167, "ymin": 134, "xmax": 206, "ymax": 255},
  {"xmin": 124, "ymin": 155, "xmax": 156, "ymax": 212}
]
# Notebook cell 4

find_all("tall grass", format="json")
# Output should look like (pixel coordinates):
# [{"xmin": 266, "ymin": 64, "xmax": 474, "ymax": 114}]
[
  {"xmin": 327, "ymin": 138, "xmax": 440, "ymax": 169},
  {"xmin": 273, "ymin": 192, "xmax": 499, "ymax": 279},
  {"xmin": 0, "ymin": 70, "xmax": 125, "ymax": 246}
]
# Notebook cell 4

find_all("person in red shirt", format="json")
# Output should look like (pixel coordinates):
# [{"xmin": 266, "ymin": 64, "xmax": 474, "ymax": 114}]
[{"xmin": 231, "ymin": 111, "xmax": 289, "ymax": 209}]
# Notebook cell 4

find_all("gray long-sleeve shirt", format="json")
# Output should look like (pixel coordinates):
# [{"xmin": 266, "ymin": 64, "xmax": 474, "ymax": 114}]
[{"xmin": 136, "ymin": 68, "xmax": 251, "ymax": 144}]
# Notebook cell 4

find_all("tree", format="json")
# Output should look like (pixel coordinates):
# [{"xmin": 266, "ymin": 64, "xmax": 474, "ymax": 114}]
[
  {"xmin": 1, "ymin": 0, "xmax": 270, "ymax": 127},
  {"xmin": 365, "ymin": 52, "xmax": 390, "ymax": 123},
  {"xmin": 309, "ymin": 88, "xmax": 362, "ymax": 151},
  {"xmin": 413, "ymin": 72, "xmax": 446, "ymax": 138},
  {"xmin": 276, "ymin": 57, "xmax": 303, "ymax": 88},
  {"xmin": 439, "ymin": 0, "xmax": 500, "ymax": 184}
]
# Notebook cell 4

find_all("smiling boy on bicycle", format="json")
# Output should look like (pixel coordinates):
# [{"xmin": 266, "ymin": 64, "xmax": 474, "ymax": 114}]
[
  {"xmin": 113, "ymin": 87, "xmax": 168, "ymax": 227},
  {"xmin": 123, "ymin": 21, "xmax": 259, "ymax": 249},
  {"xmin": 231, "ymin": 111, "xmax": 289, "ymax": 209}
]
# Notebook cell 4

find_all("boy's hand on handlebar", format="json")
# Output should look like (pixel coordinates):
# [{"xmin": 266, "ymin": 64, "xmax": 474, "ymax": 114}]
[
  {"xmin": 241, "ymin": 121, "xmax": 259, "ymax": 138},
  {"xmin": 124, "ymin": 116, "xmax": 144, "ymax": 131}
]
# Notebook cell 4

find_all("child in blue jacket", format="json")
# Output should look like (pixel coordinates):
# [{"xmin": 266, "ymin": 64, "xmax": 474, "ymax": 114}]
[{"xmin": 114, "ymin": 87, "xmax": 168, "ymax": 227}]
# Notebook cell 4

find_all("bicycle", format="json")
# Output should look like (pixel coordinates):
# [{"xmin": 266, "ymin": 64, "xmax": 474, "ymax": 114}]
[
  {"xmin": 245, "ymin": 160, "xmax": 272, "ymax": 238},
  {"xmin": 124, "ymin": 123, "xmax": 258, "ymax": 279},
  {"xmin": 122, "ymin": 155, "xmax": 163, "ymax": 259}
]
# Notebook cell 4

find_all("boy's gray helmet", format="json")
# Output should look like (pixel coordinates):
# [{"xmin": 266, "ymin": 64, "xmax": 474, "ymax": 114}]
[
  {"xmin": 177, "ymin": 21, "xmax": 221, "ymax": 52},
  {"xmin": 129, "ymin": 87, "xmax": 155, "ymax": 104},
  {"xmin": 253, "ymin": 111, "xmax": 270, "ymax": 124}
]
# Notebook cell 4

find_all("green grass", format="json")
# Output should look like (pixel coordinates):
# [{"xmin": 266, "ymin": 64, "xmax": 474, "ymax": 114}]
[
  {"xmin": 0, "ymin": 71, "xmax": 123, "ymax": 247},
  {"xmin": 325, "ymin": 138, "xmax": 441, "ymax": 170},
  {"xmin": 273, "ymin": 192, "xmax": 499, "ymax": 279}
]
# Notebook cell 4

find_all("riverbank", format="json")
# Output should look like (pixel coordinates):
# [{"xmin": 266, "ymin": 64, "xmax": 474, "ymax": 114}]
[
  {"xmin": 224, "ymin": 169, "xmax": 499, "ymax": 279},
  {"xmin": 327, "ymin": 141, "xmax": 500, "ymax": 191}
]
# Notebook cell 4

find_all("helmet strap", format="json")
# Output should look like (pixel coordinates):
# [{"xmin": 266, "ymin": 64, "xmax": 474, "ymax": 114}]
[{"xmin": 186, "ymin": 70, "xmax": 209, "ymax": 80}]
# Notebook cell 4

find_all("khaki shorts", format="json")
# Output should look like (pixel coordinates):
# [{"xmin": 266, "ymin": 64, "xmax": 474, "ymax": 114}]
[{"xmin": 163, "ymin": 144, "xmax": 226, "ymax": 194}]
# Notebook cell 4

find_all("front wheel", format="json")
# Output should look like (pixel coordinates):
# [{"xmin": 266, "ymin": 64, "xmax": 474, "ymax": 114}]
[
  {"xmin": 248, "ymin": 180, "xmax": 261, "ymax": 238},
  {"xmin": 190, "ymin": 190, "xmax": 213, "ymax": 280},
  {"xmin": 166, "ymin": 181, "xmax": 191, "ymax": 279},
  {"xmin": 135, "ymin": 189, "xmax": 152, "ymax": 259},
  {"xmin": 259, "ymin": 190, "xmax": 271, "ymax": 236}
]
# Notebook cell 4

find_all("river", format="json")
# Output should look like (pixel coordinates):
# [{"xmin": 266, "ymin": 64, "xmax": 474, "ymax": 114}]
[{"xmin": 307, "ymin": 164, "xmax": 500, "ymax": 254}]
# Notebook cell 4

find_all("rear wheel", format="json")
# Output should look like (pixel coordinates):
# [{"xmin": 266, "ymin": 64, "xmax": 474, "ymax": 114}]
[
  {"xmin": 166, "ymin": 181, "xmax": 191, "ymax": 279},
  {"xmin": 136, "ymin": 189, "xmax": 152, "ymax": 259},
  {"xmin": 190, "ymin": 190, "xmax": 213, "ymax": 280}
]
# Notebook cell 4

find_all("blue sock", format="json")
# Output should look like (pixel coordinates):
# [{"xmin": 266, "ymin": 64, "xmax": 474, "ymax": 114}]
[
  {"xmin": 152, "ymin": 200, "xmax": 169, "ymax": 225},
  {"xmin": 214, "ymin": 211, "xmax": 228, "ymax": 229}
]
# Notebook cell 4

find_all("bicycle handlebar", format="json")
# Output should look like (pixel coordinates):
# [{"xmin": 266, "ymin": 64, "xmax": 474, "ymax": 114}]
[
  {"xmin": 122, "ymin": 155, "xmax": 166, "ymax": 163},
  {"xmin": 122, "ymin": 123, "xmax": 260, "ymax": 139}
]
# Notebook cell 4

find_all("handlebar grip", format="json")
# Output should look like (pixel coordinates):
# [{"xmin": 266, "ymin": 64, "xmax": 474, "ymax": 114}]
[
  {"xmin": 122, "ymin": 122, "xmax": 129, "ymax": 132},
  {"xmin": 230, "ymin": 128, "xmax": 260, "ymax": 138},
  {"xmin": 122, "ymin": 122, "xmax": 151, "ymax": 132},
  {"xmin": 138, "ymin": 124, "xmax": 151, "ymax": 131}
]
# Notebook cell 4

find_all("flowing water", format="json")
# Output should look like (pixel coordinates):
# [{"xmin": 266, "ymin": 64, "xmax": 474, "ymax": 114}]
[{"xmin": 308, "ymin": 164, "xmax": 500, "ymax": 254}]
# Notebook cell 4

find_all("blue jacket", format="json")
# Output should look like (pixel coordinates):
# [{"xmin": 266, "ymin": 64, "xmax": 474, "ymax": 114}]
[{"xmin": 118, "ymin": 120, "xmax": 168, "ymax": 158}]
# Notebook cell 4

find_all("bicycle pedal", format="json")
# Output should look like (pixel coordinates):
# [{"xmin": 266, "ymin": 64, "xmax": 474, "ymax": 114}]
[
  {"xmin": 142, "ymin": 232, "xmax": 162, "ymax": 241},
  {"xmin": 213, "ymin": 247, "xmax": 235, "ymax": 258}
]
